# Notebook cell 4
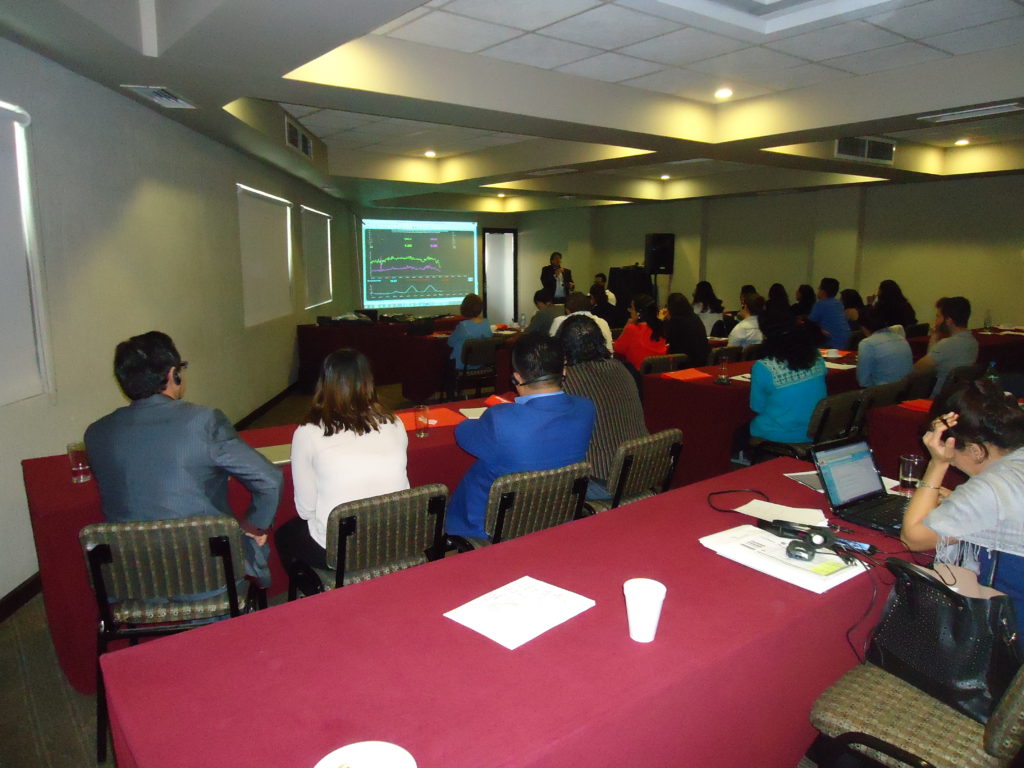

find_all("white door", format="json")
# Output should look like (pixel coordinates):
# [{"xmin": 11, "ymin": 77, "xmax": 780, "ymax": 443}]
[{"xmin": 483, "ymin": 230, "xmax": 517, "ymax": 325}]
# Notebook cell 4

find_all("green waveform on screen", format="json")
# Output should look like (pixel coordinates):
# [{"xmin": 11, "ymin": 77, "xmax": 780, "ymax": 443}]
[{"xmin": 369, "ymin": 254, "xmax": 443, "ymax": 273}]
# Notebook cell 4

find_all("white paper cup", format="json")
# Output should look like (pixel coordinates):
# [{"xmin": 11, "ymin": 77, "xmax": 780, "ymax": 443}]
[{"xmin": 623, "ymin": 578, "xmax": 667, "ymax": 643}]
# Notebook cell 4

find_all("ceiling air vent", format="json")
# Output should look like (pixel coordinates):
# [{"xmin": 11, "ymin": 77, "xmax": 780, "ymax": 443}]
[
  {"xmin": 120, "ymin": 85, "xmax": 195, "ymax": 109},
  {"xmin": 285, "ymin": 118, "xmax": 314, "ymax": 158},
  {"xmin": 834, "ymin": 136, "xmax": 895, "ymax": 165}
]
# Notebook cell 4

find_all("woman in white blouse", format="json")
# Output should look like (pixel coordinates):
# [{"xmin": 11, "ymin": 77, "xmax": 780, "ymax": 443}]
[{"xmin": 275, "ymin": 349, "xmax": 409, "ymax": 570}]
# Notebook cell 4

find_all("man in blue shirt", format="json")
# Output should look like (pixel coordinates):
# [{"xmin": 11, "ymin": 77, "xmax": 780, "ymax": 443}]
[
  {"xmin": 809, "ymin": 277, "xmax": 851, "ymax": 349},
  {"xmin": 445, "ymin": 334, "xmax": 596, "ymax": 539},
  {"xmin": 856, "ymin": 307, "xmax": 913, "ymax": 386}
]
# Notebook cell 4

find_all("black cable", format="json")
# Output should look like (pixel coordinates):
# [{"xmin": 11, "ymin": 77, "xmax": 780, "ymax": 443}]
[{"xmin": 706, "ymin": 488, "xmax": 768, "ymax": 513}]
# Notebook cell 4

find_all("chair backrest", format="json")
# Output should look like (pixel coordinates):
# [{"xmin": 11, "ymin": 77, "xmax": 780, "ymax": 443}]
[
  {"xmin": 325, "ymin": 484, "xmax": 448, "ymax": 587},
  {"xmin": 461, "ymin": 337, "xmax": 498, "ymax": 369},
  {"xmin": 984, "ymin": 659, "xmax": 1024, "ymax": 758},
  {"xmin": 847, "ymin": 330, "xmax": 865, "ymax": 350},
  {"xmin": 641, "ymin": 353, "xmax": 689, "ymax": 374},
  {"xmin": 710, "ymin": 316, "xmax": 738, "ymax": 338},
  {"xmin": 741, "ymin": 343, "xmax": 764, "ymax": 361},
  {"xmin": 710, "ymin": 345, "xmax": 742, "ymax": 364},
  {"xmin": 853, "ymin": 379, "xmax": 908, "ymax": 430},
  {"xmin": 807, "ymin": 389, "xmax": 867, "ymax": 444},
  {"xmin": 484, "ymin": 462, "xmax": 590, "ymax": 544},
  {"xmin": 79, "ymin": 515, "xmax": 245, "ymax": 624},
  {"xmin": 901, "ymin": 369, "xmax": 936, "ymax": 400},
  {"xmin": 605, "ymin": 429, "xmax": 683, "ymax": 508},
  {"xmin": 905, "ymin": 322, "xmax": 930, "ymax": 338}
]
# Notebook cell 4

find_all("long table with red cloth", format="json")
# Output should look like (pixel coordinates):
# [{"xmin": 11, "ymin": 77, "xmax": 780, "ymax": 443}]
[
  {"xmin": 907, "ymin": 329, "xmax": 1024, "ymax": 370},
  {"xmin": 102, "ymin": 457, "xmax": 899, "ymax": 768},
  {"xmin": 20, "ymin": 400, "xmax": 487, "ymax": 694},
  {"xmin": 643, "ymin": 359, "xmax": 860, "ymax": 487}
]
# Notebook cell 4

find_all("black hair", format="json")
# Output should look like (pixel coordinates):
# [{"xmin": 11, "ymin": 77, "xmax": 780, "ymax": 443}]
[
  {"xmin": 740, "ymin": 284, "xmax": 758, "ymax": 301},
  {"xmin": 589, "ymin": 284, "xmax": 609, "ymax": 307},
  {"xmin": 931, "ymin": 379, "xmax": 1024, "ymax": 457},
  {"xmin": 819, "ymin": 277, "xmax": 839, "ymax": 298},
  {"xmin": 743, "ymin": 295, "xmax": 766, "ymax": 316},
  {"xmin": 768, "ymin": 283, "xmax": 789, "ymax": 306},
  {"xmin": 557, "ymin": 314, "xmax": 609, "ymax": 365},
  {"xmin": 936, "ymin": 296, "xmax": 971, "ymax": 328},
  {"xmin": 633, "ymin": 294, "xmax": 664, "ymax": 342},
  {"xmin": 113, "ymin": 331, "xmax": 182, "ymax": 400},
  {"xmin": 666, "ymin": 292, "xmax": 695, "ymax": 318},
  {"xmin": 840, "ymin": 288, "xmax": 864, "ymax": 310},
  {"xmin": 692, "ymin": 281, "xmax": 724, "ymax": 313},
  {"xmin": 793, "ymin": 284, "xmax": 815, "ymax": 313},
  {"xmin": 595, "ymin": 272, "xmax": 607, "ymax": 281},
  {"xmin": 877, "ymin": 280, "xmax": 907, "ymax": 304},
  {"xmin": 549, "ymin": 251, "xmax": 562, "ymax": 263},
  {"xmin": 858, "ymin": 306, "xmax": 888, "ymax": 333},
  {"xmin": 760, "ymin": 313, "xmax": 819, "ymax": 371},
  {"xmin": 534, "ymin": 288, "xmax": 554, "ymax": 305},
  {"xmin": 460, "ymin": 293, "xmax": 484, "ymax": 318},
  {"xmin": 512, "ymin": 334, "xmax": 565, "ymax": 385},
  {"xmin": 565, "ymin": 291, "xmax": 590, "ymax": 314}
]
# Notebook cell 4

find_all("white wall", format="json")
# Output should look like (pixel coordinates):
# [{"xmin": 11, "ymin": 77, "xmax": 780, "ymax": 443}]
[{"xmin": 0, "ymin": 38, "xmax": 354, "ymax": 596}]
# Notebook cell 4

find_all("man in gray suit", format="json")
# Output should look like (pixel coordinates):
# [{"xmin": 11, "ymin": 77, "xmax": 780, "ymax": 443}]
[{"xmin": 85, "ymin": 331, "xmax": 282, "ymax": 587}]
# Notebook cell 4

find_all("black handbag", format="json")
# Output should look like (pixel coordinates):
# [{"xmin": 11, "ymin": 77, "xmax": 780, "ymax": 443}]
[{"xmin": 867, "ymin": 557, "xmax": 1022, "ymax": 724}]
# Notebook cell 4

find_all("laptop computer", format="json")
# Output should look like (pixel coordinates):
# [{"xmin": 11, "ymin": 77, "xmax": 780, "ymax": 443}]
[{"xmin": 811, "ymin": 440, "xmax": 907, "ymax": 534}]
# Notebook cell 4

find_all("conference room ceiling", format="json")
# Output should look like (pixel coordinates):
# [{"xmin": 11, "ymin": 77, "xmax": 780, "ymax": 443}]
[{"xmin": 2, "ymin": 0, "xmax": 1022, "ymax": 212}]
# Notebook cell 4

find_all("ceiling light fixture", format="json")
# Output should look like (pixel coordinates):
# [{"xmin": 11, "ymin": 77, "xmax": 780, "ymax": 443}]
[
  {"xmin": 497, "ymin": 193, "xmax": 506, "ymax": 198},
  {"xmin": 660, "ymin": 174, "xmax": 670, "ymax": 180},
  {"xmin": 918, "ymin": 102, "xmax": 1024, "ymax": 123},
  {"xmin": 714, "ymin": 87, "xmax": 733, "ymax": 101},
  {"xmin": 423, "ymin": 150, "xmax": 436, "ymax": 158},
  {"xmin": 954, "ymin": 139, "xmax": 970, "ymax": 146}
]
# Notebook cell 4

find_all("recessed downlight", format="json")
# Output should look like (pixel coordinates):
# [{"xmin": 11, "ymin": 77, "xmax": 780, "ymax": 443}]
[
  {"xmin": 423, "ymin": 150, "xmax": 437, "ymax": 158},
  {"xmin": 954, "ymin": 138, "xmax": 970, "ymax": 146},
  {"xmin": 660, "ymin": 174, "xmax": 670, "ymax": 180},
  {"xmin": 497, "ymin": 193, "xmax": 506, "ymax": 198},
  {"xmin": 714, "ymin": 87, "xmax": 733, "ymax": 100}
]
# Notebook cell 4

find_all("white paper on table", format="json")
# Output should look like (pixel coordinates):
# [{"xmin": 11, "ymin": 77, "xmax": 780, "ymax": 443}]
[
  {"xmin": 882, "ymin": 476, "xmax": 905, "ymax": 495},
  {"xmin": 730, "ymin": 373, "xmax": 752, "ymax": 382},
  {"xmin": 443, "ymin": 576, "xmax": 595, "ymax": 650},
  {"xmin": 459, "ymin": 407, "xmax": 488, "ymax": 420},
  {"xmin": 824, "ymin": 361, "xmax": 856, "ymax": 370},
  {"xmin": 700, "ymin": 525, "xmax": 864, "ymax": 593},
  {"xmin": 785, "ymin": 470, "xmax": 823, "ymax": 492},
  {"xmin": 733, "ymin": 498, "xmax": 828, "ymax": 527}
]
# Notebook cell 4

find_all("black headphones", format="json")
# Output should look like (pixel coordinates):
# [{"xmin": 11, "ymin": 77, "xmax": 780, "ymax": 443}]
[{"xmin": 758, "ymin": 519, "xmax": 835, "ymax": 548}]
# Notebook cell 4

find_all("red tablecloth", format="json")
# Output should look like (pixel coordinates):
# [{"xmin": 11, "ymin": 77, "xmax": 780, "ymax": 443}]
[
  {"xmin": 21, "ymin": 401, "xmax": 484, "ymax": 694},
  {"xmin": 643, "ymin": 359, "xmax": 860, "ymax": 487},
  {"xmin": 866, "ymin": 403, "xmax": 966, "ymax": 490},
  {"xmin": 102, "ymin": 458, "xmax": 899, "ymax": 768},
  {"xmin": 907, "ymin": 330, "xmax": 1024, "ymax": 370}
]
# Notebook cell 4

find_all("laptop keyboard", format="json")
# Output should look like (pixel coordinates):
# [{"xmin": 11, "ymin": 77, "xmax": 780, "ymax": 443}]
[{"xmin": 847, "ymin": 494, "xmax": 905, "ymax": 530}]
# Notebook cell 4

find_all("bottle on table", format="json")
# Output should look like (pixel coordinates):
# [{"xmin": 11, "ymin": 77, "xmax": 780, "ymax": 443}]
[{"xmin": 986, "ymin": 361, "xmax": 1000, "ymax": 385}]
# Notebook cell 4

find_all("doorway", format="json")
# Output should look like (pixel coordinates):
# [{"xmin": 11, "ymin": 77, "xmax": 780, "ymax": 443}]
[{"xmin": 482, "ymin": 228, "xmax": 518, "ymax": 326}]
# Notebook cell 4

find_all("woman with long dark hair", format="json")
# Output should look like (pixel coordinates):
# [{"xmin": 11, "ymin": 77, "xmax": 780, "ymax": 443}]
[
  {"xmin": 749, "ymin": 313, "xmax": 826, "ymax": 443},
  {"xmin": 692, "ymin": 280, "xmax": 724, "ymax": 336},
  {"xmin": 663, "ymin": 292, "xmax": 710, "ymax": 367},
  {"xmin": 765, "ymin": 283, "xmax": 791, "ymax": 316},
  {"xmin": 869, "ymin": 279, "xmax": 917, "ymax": 328},
  {"xmin": 840, "ymin": 288, "xmax": 865, "ymax": 329},
  {"xmin": 902, "ymin": 380, "xmax": 1024, "ymax": 610},
  {"xmin": 791, "ymin": 284, "xmax": 815, "ymax": 317},
  {"xmin": 613, "ymin": 293, "xmax": 668, "ymax": 370},
  {"xmin": 276, "ymin": 349, "xmax": 409, "ymax": 569}
]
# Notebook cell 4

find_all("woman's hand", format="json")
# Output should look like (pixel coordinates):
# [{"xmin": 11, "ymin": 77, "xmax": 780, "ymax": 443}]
[{"xmin": 923, "ymin": 411, "xmax": 958, "ymax": 464}]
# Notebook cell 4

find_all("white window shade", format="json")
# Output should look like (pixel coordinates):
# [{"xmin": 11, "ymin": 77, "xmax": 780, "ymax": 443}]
[
  {"xmin": 301, "ymin": 205, "xmax": 332, "ymax": 309},
  {"xmin": 236, "ymin": 184, "xmax": 293, "ymax": 327}
]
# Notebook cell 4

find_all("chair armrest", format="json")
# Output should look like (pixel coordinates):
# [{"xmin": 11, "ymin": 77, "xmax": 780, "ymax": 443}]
[{"xmin": 835, "ymin": 732, "xmax": 935, "ymax": 768}]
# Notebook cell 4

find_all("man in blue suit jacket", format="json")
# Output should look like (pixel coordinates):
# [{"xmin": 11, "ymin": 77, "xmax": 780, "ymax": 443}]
[
  {"xmin": 85, "ymin": 331, "xmax": 282, "ymax": 586},
  {"xmin": 446, "ymin": 334, "xmax": 595, "ymax": 539}
]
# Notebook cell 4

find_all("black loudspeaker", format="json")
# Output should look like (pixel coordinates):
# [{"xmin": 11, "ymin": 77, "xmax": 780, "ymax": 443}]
[
  {"xmin": 644, "ymin": 233, "xmax": 674, "ymax": 275},
  {"xmin": 608, "ymin": 266, "xmax": 653, "ymax": 305}
]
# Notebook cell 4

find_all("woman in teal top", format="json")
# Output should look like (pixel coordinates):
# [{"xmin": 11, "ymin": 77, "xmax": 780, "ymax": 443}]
[
  {"xmin": 448, "ymin": 293, "xmax": 493, "ymax": 369},
  {"xmin": 750, "ymin": 312, "xmax": 827, "ymax": 443}
]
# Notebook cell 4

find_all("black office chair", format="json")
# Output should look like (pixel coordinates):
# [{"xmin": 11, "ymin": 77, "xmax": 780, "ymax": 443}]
[
  {"xmin": 450, "ymin": 337, "xmax": 500, "ymax": 400},
  {"xmin": 750, "ymin": 389, "xmax": 868, "ymax": 461}
]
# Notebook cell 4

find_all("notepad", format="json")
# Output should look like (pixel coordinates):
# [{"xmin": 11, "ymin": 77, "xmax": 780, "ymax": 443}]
[
  {"xmin": 397, "ymin": 408, "xmax": 465, "ymax": 431},
  {"xmin": 898, "ymin": 398, "xmax": 932, "ymax": 412},
  {"xmin": 661, "ymin": 368, "xmax": 713, "ymax": 381}
]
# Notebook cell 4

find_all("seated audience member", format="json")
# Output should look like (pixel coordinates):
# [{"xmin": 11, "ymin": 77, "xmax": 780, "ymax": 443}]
[
  {"xmin": 738, "ymin": 284, "xmax": 759, "ymax": 311},
  {"xmin": 449, "ymin": 293, "xmax": 492, "ymax": 368},
  {"xmin": 613, "ymin": 293, "xmax": 668, "ymax": 371},
  {"xmin": 901, "ymin": 380, "xmax": 1024, "ymax": 614},
  {"xmin": 914, "ymin": 295, "xmax": 979, "ymax": 397},
  {"xmin": 549, "ymin": 291, "xmax": 613, "ymax": 352},
  {"xmin": 809, "ymin": 277, "xmax": 851, "ymax": 349},
  {"xmin": 765, "ymin": 283, "xmax": 791, "ymax": 316},
  {"xmin": 526, "ymin": 289, "xmax": 563, "ymax": 335},
  {"xmin": 275, "ymin": 349, "xmax": 409, "ymax": 571},
  {"xmin": 727, "ymin": 294, "xmax": 765, "ymax": 349},
  {"xmin": 558, "ymin": 315, "xmax": 647, "ymax": 498},
  {"xmin": 750, "ymin": 314, "xmax": 827, "ymax": 444},
  {"xmin": 856, "ymin": 307, "xmax": 913, "ymax": 387},
  {"xmin": 445, "ymin": 335, "xmax": 595, "ymax": 538},
  {"xmin": 692, "ymin": 280, "xmax": 725, "ymax": 336},
  {"xmin": 590, "ymin": 284, "xmax": 628, "ymax": 329},
  {"xmin": 85, "ymin": 331, "xmax": 281, "ymax": 587},
  {"xmin": 594, "ymin": 271, "xmax": 617, "ymax": 305},
  {"xmin": 840, "ymin": 288, "xmax": 865, "ymax": 329},
  {"xmin": 791, "ymin": 284, "xmax": 815, "ymax": 317},
  {"xmin": 868, "ymin": 279, "xmax": 917, "ymax": 329},
  {"xmin": 663, "ymin": 292, "xmax": 710, "ymax": 367}
]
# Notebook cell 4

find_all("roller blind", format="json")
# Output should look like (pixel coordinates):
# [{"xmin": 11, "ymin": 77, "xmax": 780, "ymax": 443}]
[
  {"xmin": 301, "ymin": 205, "xmax": 332, "ymax": 309},
  {"xmin": 236, "ymin": 184, "xmax": 293, "ymax": 327}
]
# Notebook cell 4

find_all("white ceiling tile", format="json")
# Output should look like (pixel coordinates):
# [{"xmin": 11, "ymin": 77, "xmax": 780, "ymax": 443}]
[
  {"xmin": 299, "ymin": 110, "xmax": 381, "ymax": 136},
  {"xmin": 556, "ymin": 52, "xmax": 664, "ymax": 82},
  {"xmin": 385, "ymin": 10, "xmax": 522, "ymax": 53},
  {"xmin": 735, "ymin": 62, "xmax": 852, "ymax": 90},
  {"xmin": 371, "ymin": 7, "xmax": 431, "ymax": 36},
  {"xmin": 621, "ymin": 66, "xmax": 759, "ymax": 102},
  {"xmin": 278, "ymin": 103, "xmax": 319, "ymax": 119},
  {"xmin": 481, "ymin": 33, "xmax": 601, "ymax": 68},
  {"xmin": 538, "ymin": 4, "xmax": 681, "ymax": 50},
  {"xmin": 688, "ymin": 46, "xmax": 809, "ymax": 76},
  {"xmin": 867, "ymin": 0, "xmax": 1023, "ymax": 39},
  {"xmin": 619, "ymin": 27, "xmax": 748, "ymax": 66},
  {"xmin": 442, "ymin": 0, "xmax": 602, "ymax": 30},
  {"xmin": 923, "ymin": 15, "xmax": 1024, "ymax": 55},
  {"xmin": 824, "ymin": 41, "xmax": 949, "ymax": 74},
  {"xmin": 765, "ymin": 20, "xmax": 906, "ymax": 60}
]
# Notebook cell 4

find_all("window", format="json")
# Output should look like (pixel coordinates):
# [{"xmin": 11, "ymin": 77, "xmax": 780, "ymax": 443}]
[
  {"xmin": 300, "ymin": 205, "xmax": 332, "ymax": 309},
  {"xmin": 236, "ymin": 184, "xmax": 293, "ymax": 327}
]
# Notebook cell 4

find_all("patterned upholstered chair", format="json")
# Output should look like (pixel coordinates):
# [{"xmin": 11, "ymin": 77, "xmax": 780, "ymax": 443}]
[
  {"xmin": 809, "ymin": 661, "xmax": 1024, "ymax": 768},
  {"xmin": 80, "ymin": 515, "xmax": 248, "ymax": 762},
  {"xmin": 741, "ymin": 343, "xmax": 765, "ymax": 361},
  {"xmin": 583, "ymin": 429, "xmax": 683, "ymax": 514},
  {"xmin": 641, "ymin": 353, "xmax": 689, "ymax": 375},
  {"xmin": 749, "ymin": 388, "xmax": 868, "ymax": 462},
  {"xmin": 452, "ymin": 462, "xmax": 591, "ymax": 550},
  {"xmin": 709, "ymin": 345, "xmax": 743, "ymax": 365},
  {"xmin": 287, "ymin": 484, "xmax": 449, "ymax": 600}
]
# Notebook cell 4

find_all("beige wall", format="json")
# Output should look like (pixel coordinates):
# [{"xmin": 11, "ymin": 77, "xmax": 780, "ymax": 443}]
[
  {"xmin": 515, "ymin": 208, "xmax": 594, "ymax": 310},
  {"xmin": 0, "ymin": 38, "xmax": 354, "ymax": 596}
]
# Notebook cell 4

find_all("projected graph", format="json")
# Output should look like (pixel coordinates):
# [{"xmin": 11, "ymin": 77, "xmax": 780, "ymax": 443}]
[{"xmin": 362, "ymin": 220, "xmax": 478, "ymax": 310}]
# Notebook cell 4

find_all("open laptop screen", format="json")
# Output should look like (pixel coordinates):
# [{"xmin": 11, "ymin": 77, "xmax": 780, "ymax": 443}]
[{"xmin": 813, "ymin": 441, "xmax": 886, "ymax": 508}]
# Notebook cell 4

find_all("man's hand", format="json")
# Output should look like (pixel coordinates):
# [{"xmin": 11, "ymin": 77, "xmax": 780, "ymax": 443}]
[{"xmin": 245, "ymin": 531, "xmax": 269, "ymax": 547}]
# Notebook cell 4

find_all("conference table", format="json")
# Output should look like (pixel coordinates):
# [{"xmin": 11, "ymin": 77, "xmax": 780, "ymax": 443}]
[
  {"xmin": 101, "ymin": 457, "xmax": 901, "ymax": 768},
  {"xmin": 21, "ymin": 399, "xmax": 490, "ymax": 694},
  {"xmin": 907, "ymin": 328, "xmax": 1024, "ymax": 370},
  {"xmin": 643, "ymin": 357, "xmax": 860, "ymax": 487}
]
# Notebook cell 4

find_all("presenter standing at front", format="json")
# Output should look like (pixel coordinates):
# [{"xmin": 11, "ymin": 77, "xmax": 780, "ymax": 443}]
[{"xmin": 540, "ymin": 251, "xmax": 574, "ymax": 305}]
